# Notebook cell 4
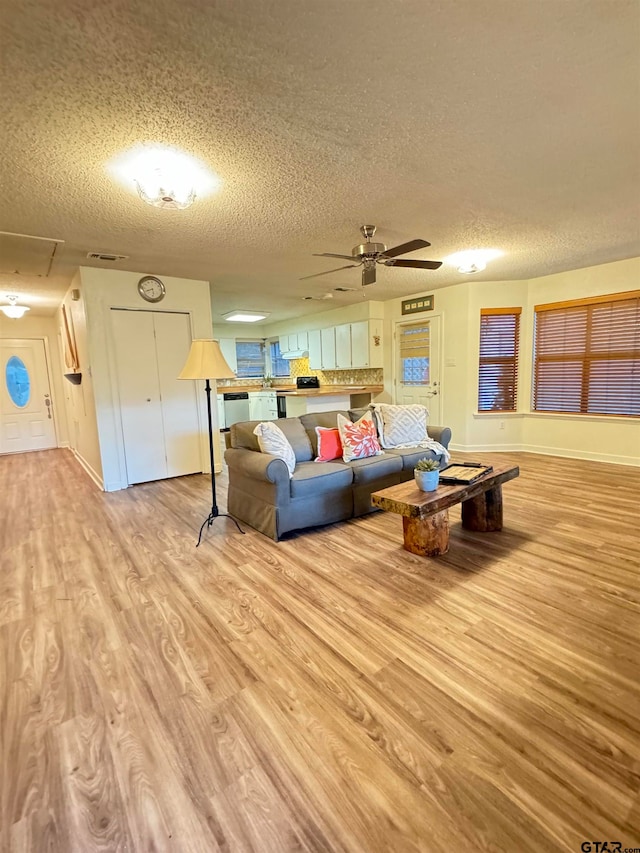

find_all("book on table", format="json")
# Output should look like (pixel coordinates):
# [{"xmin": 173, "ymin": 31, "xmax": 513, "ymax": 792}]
[{"xmin": 438, "ymin": 462, "xmax": 493, "ymax": 484}]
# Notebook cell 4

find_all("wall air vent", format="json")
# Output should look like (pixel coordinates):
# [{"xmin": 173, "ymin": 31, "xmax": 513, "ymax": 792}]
[{"xmin": 86, "ymin": 252, "xmax": 129, "ymax": 262}]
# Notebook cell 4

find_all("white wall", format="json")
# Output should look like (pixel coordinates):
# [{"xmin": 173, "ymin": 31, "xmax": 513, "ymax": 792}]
[
  {"xmin": 57, "ymin": 272, "xmax": 104, "ymax": 485},
  {"xmin": 383, "ymin": 258, "xmax": 639, "ymax": 466},
  {"xmin": 0, "ymin": 312, "xmax": 69, "ymax": 449},
  {"xmin": 80, "ymin": 267, "xmax": 215, "ymax": 490},
  {"xmin": 520, "ymin": 258, "xmax": 640, "ymax": 465}
]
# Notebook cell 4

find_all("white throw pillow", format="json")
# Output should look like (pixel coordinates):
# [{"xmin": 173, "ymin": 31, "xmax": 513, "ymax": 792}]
[
  {"xmin": 373, "ymin": 404, "xmax": 428, "ymax": 448},
  {"xmin": 253, "ymin": 422, "xmax": 296, "ymax": 476}
]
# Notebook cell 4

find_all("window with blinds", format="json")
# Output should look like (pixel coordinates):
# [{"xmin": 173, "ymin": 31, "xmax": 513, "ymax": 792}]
[
  {"xmin": 400, "ymin": 321, "xmax": 430, "ymax": 385},
  {"xmin": 235, "ymin": 340, "xmax": 265, "ymax": 378},
  {"xmin": 478, "ymin": 308, "xmax": 521, "ymax": 412},
  {"xmin": 533, "ymin": 291, "xmax": 640, "ymax": 417},
  {"xmin": 269, "ymin": 340, "xmax": 290, "ymax": 378}
]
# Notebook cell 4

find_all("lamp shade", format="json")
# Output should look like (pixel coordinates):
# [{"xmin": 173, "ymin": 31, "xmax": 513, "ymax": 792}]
[{"xmin": 178, "ymin": 339, "xmax": 235, "ymax": 380}]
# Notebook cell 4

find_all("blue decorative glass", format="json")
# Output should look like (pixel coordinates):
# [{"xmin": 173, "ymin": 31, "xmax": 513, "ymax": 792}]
[{"xmin": 5, "ymin": 356, "xmax": 30, "ymax": 407}]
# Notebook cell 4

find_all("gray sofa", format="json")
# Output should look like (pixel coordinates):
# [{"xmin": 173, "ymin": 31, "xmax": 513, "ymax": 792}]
[{"xmin": 223, "ymin": 407, "xmax": 451, "ymax": 540}]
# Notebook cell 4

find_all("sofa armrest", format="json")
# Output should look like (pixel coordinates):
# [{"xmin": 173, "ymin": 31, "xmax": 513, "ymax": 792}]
[
  {"xmin": 224, "ymin": 447, "xmax": 290, "ymax": 485},
  {"xmin": 427, "ymin": 425, "xmax": 452, "ymax": 448}
]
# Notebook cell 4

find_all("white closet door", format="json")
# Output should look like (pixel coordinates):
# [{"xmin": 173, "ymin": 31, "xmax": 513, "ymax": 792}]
[
  {"xmin": 153, "ymin": 312, "xmax": 201, "ymax": 478},
  {"xmin": 112, "ymin": 310, "xmax": 168, "ymax": 484}
]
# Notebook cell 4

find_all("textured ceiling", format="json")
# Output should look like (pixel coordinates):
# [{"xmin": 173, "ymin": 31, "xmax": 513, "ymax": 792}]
[{"xmin": 1, "ymin": 0, "xmax": 639, "ymax": 321}]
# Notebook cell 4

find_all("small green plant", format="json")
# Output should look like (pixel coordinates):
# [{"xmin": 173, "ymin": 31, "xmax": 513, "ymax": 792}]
[{"xmin": 414, "ymin": 458, "xmax": 440, "ymax": 472}]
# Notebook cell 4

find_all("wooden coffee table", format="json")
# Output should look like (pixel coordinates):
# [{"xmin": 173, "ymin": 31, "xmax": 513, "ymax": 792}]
[{"xmin": 371, "ymin": 462, "xmax": 519, "ymax": 557}]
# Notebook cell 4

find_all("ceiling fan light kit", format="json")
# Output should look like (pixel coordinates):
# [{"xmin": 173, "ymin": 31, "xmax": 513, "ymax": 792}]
[{"xmin": 301, "ymin": 225, "xmax": 443, "ymax": 287}]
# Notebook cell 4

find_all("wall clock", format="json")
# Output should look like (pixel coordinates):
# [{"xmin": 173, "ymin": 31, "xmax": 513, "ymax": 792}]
[{"xmin": 137, "ymin": 276, "xmax": 166, "ymax": 303}]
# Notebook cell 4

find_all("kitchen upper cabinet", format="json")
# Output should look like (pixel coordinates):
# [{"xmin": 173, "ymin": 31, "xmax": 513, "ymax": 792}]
[
  {"xmin": 335, "ymin": 323, "xmax": 352, "ymax": 369},
  {"xmin": 280, "ymin": 332, "xmax": 309, "ymax": 354},
  {"xmin": 320, "ymin": 327, "xmax": 337, "ymax": 370},
  {"xmin": 308, "ymin": 329, "xmax": 322, "ymax": 369},
  {"xmin": 334, "ymin": 320, "xmax": 383, "ymax": 370},
  {"xmin": 219, "ymin": 338, "xmax": 238, "ymax": 374}
]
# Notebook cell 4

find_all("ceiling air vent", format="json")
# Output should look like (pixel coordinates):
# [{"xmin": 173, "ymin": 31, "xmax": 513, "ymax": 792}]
[{"xmin": 86, "ymin": 252, "xmax": 128, "ymax": 262}]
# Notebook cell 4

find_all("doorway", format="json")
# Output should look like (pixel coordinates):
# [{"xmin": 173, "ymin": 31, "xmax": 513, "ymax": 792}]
[
  {"xmin": 394, "ymin": 316, "xmax": 442, "ymax": 424},
  {"xmin": 0, "ymin": 338, "xmax": 57, "ymax": 453}
]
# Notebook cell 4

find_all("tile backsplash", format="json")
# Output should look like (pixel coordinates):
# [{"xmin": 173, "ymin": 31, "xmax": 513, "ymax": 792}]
[{"xmin": 217, "ymin": 357, "xmax": 383, "ymax": 388}]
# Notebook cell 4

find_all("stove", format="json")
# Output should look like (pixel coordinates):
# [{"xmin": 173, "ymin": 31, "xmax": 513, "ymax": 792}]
[{"xmin": 296, "ymin": 376, "xmax": 320, "ymax": 390}]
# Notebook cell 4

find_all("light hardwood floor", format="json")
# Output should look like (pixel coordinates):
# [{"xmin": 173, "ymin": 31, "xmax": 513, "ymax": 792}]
[{"xmin": 1, "ymin": 448, "xmax": 639, "ymax": 852}]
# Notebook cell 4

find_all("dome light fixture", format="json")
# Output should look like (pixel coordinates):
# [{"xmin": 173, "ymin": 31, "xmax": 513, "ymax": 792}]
[
  {"xmin": 108, "ymin": 144, "xmax": 220, "ymax": 211},
  {"xmin": 445, "ymin": 249, "xmax": 503, "ymax": 274},
  {"xmin": 0, "ymin": 294, "xmax": 30, "ymax": 319}
]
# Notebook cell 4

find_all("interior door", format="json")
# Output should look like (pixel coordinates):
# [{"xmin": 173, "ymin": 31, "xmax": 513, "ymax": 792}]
[
  {"xmin": 394, "ymin": 317, "xmax": 442, "ymax": 423},
  {"xmin": 0, "ymin": 338, "xmax": 57, "ymax": 453},
  {"xmin": 112, "ymin": 309, "xmax": 202, "ymax": 485}
]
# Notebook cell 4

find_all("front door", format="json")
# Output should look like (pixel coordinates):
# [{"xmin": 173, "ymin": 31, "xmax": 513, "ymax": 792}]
[
  {"xmin": 394, "ymin": 316, "xmax": 442, "ymax": 423},
  {"xmin": 0, "ymin": 338, "xmax": 57, "ymax": 453}
]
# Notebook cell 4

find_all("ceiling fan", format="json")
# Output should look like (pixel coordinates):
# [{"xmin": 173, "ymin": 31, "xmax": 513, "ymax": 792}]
[{"xmin": 300, "ymin": 225, "xmax": 442, "ymax": 287}]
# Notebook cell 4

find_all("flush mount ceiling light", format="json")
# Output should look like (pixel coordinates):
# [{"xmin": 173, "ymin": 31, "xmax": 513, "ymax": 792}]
[
  {"xmin": 0, "ymin": 294, "xmax": 30, "ymax": 318},
  {"xmin": 108, "ymin": 145, "xmax": 221, "ymax": 210},
  {"xmin": 445, "ymin": 249, "xmax": 503, "ymax": 274},
  {"xmin": 221, "ymin": 310, "xmax": 271, "ymax": 323}
]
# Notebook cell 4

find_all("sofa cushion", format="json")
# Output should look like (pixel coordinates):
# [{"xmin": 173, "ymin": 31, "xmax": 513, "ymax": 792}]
[
  {"xmin": 290, "ymin": 460, "xmax": 354, "ymax": 499},
  {"xmin": 386, "ymin": 446, "xmax": 443, "ymax": 471},
  {"xmin": 372, "ymin": 404, "xmax": 428, "ymax": 448},
  {"xmin": 300, "ymin": 411, "xmax": 350, "ymax": 455},
  {"xmin": 337, "ymin": 412, "xmax": 383, "ymax": 463},
  {"xmin": 345, "ymin": 452, "xmax": 403, "ymax": 485},
  {"xmin": 253, "ymin": 422, "xmax": 296, "ymax": 476}
]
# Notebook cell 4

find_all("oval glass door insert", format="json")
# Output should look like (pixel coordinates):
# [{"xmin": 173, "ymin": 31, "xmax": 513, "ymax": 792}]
[{"xmin": 6, "ymin": 355, "xmax": 31, "ymax": 407}]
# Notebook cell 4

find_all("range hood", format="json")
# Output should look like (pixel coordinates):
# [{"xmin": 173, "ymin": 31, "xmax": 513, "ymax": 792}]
[{"xmin": 281, "ymin": 348, "xmax": 308, "ymax": 360}]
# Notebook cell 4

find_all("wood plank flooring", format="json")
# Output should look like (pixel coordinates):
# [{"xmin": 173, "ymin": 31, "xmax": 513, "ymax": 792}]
[{"xmin": 1, "ymin": 448, "xmax": 639, "ymax": 852}]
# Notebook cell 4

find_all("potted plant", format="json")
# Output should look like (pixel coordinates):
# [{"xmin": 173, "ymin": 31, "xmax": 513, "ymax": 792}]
[
  {"xmin": 414, "ymin": 458, "xmax": 440, "ymax": 491},
  {"xmin": 263, "ymin": 374, "xmax": 273, "ymax": 388}
]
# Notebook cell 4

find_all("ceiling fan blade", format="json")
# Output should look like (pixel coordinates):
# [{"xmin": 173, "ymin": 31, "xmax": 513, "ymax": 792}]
[
  {"xmin": 299, "ymin": 264, "xmax": 359, "ymax": 281},
  {"xmin": 313, "ymin": 252, "xmax": 357, "ymax": 260},
  {"xmin": 383, "ymin": 258, "xmax": 443, "ymax": 270},
  {"xmin": 381, "ymin": 238, "xmax": 431, "ymax": 259},
  {"xmin": 362, "ymin": 265, "xmax": 376, "ymax": 286}
]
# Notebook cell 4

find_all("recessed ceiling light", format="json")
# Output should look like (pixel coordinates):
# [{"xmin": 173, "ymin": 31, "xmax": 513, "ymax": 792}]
[
  {"xmin": 445, "ymin": 249, "xmax": 503, "ymax": 274},
  {"xmin": 221, "ymin": 310, "xmax": 271, "ymax": 322}
]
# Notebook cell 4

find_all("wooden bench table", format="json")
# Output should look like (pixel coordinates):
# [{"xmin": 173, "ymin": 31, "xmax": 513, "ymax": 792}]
[{"xmin": 371, "ymin": 462, "xmax": 520, "ymax": 556}]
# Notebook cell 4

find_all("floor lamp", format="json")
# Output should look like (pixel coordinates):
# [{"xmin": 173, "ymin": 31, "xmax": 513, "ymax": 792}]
[{"xmin": 178, "ymin": 339, "xmax": 244, "ymax": 545}]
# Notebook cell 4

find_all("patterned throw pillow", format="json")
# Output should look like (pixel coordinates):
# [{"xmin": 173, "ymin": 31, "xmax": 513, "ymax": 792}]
[
  {"xmin": 315, "ymin": 427, "xmax": 342, "ymax": 462},
  {"xmin": 336, "ymin": 411, "xmax": 383, "ymax": 463},
  {"xmin": 253, "ymin": 422, "xmax": 296, "ymax": 476},
  {"xmin": 373, "ymin": 404, "xmax": 428, "ymax": 448}
]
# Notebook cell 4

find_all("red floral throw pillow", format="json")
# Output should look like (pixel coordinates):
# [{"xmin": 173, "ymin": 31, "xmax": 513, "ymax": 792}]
[
  {"xmin": 315, "ymin": 427, "xmax": 342, "ymax": 462},
  {"xmin": 336, "ymin": 412, "xmax": 383, "ymax": 462}
]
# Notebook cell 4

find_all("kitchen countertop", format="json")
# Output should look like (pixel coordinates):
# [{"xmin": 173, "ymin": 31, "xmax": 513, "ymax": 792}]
[{"xmin": 218, "ymin": 385, "xmax": 383, "ymax": 397}]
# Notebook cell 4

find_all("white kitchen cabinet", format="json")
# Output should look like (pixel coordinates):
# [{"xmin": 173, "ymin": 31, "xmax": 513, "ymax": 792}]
[
  {"xmin": 280, "ymin": 332, "xmax": 308, "ymax": 355},
  {"xmin": 249, "ymin": 391, "xmax": 278, "ymax": 421},
  {"xmin": 333, "ymin": 320, "xmax": 384, "ymax": 370},
  {"xmin": 308, "ymin": 329, "xmax": 322, "ymax": 369},
  {"xmin": 218, "ymin": 338, "xmax": 238, "ymax": 374},
  {"xmin": 320, "ymin": 326, "xmax": 337, "ymax": 369},
  {"xmin": 296, "ymin": 331, "xmax": 308, "ymax": 351},
  {"xmin": 334, "ymin": 323, "xmax": 352, "ymax": 369}
]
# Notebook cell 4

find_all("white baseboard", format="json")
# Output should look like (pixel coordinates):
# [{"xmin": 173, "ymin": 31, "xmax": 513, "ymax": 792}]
[
  {"xmin": 68, "ymin": 448, "xmax": 105, "ymax": 489},
  {"xmin": 450, "ymin": 442, "xmax": 639, "ymax": 467},
  {"xmin": 57, "ymin": 441, "xmax": 70, "ymax": 449}
]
